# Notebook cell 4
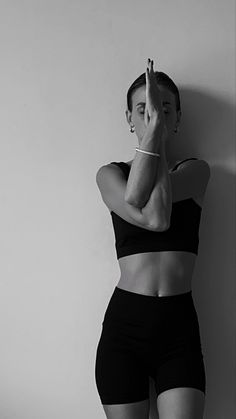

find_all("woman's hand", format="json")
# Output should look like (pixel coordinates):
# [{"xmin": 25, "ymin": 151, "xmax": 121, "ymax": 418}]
[
  {"xmin": 161, "ymin": 123, "xmax": 168, "ymax": 143},
  {"xmin": 144, "ymin": 58, "xmax": 165, "ymax": 136}
]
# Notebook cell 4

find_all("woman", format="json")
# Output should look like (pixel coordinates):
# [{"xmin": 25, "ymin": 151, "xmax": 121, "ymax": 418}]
[{"xmin": 95, "ymin": 58, "xmax": 210, "ymax": 419}]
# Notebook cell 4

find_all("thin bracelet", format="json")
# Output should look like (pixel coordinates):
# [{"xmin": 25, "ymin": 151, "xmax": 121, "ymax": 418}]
[{"xmin": 135, "ymin": 147, "xmax": 160, "ymax": 157}]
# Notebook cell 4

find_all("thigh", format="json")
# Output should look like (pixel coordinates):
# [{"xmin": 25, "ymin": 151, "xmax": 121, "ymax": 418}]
[
  {"xmin": 151, "ymin": 294, "xmax": 206, "ymax": 418},
  {"xmin": 154, "ymin": 351, "xmax": 206, "ymax": 399},
  {"xmin": 95, "ymin": 324, "xmax": 150, "ymax": 406},
  {"xmin": 103, "ymin": 398, "xmax": 150, "ymax": 419},
  {"xmin": 157, "ymin": 386, "xmax": 205, "ymax": 419}
]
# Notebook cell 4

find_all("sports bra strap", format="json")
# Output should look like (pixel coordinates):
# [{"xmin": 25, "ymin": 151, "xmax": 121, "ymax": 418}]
[{"xmin": 172, "ymin": 158, "xmax": 198, "ymax": 171}]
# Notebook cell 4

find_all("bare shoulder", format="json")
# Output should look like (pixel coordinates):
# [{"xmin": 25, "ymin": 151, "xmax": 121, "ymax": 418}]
[{"xmin": 169, "ymin": 158, "xmax": 211, "ymax": 205}]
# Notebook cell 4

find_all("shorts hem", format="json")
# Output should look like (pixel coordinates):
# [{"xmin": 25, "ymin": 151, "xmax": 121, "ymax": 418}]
[
  {"xmin": 156, "ymin": 383, "xmax": 206, "ymax": 398},
  {"xmin": 99, "ymin": 393, "xmax": 150, "ymax": 405}
]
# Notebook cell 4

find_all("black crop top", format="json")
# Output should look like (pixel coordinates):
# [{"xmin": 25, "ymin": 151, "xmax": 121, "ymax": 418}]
[{"xmin": 109, "ymin": 158, "xmax": 202, "ymax": 259}]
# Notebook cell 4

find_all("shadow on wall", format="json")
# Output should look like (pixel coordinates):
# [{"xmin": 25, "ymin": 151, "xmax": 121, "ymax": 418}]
[
  {"xmin": 148, "ymin": 88, "xmax": 235, "ymax": 419},
  {"xmin": 167, "ymin": 87, "xmax": 234, "ymax": 161}
]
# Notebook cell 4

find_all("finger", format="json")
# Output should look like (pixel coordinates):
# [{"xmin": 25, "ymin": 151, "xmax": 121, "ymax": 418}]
[
  {"xmin": 146, "ymin": 68, "xmax": 151, "ymax": 102},
  {"xmin": 146, "ymin": 67, "xmax": 150, "ymax": 89},
  {"xmin": 150, "ymin": 60, "xmax": 155, "ymax": 77},
  {"xmin": 146, "ymin": 67, "xmax": 154, "ymax": 116},
  {"xmin": 144, "ymin": 107, "xmax": 148, "ymax": 126},
  {"xmin": 146, "ymin": 65, "xmax": 154, "ymax": 105},
  {"xmin": 148, "ymin": 59, "xmax": 153, "ymax": 76},
  {"xmin": 144, "ymin": 106, "xmax": 150, "ymax": 126},
  {"xmin": 147, "ymin": 58, "xmax": 152, "ymax": 75},
  {"xmin": 147, "ymin": 66, "xmax": 154, "ymax": 88}
]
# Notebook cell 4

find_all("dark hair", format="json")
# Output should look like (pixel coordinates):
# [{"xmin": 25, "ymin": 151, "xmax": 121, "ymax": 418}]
[{"xmin": 127, "ymin": 71, "xmax": 181, "ymax": 113}]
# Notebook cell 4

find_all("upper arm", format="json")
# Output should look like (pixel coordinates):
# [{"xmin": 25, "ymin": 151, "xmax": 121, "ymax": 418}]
[
  {"xmin": 96, "ymin": 164, "xmax": 161, "ymax": 231},
  {"xmin": 169, "ymin": 159, "xmax": 211, "ymax": 203}
]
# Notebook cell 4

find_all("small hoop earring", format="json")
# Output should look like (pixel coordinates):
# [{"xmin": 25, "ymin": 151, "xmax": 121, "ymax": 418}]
[{"xmin": 130, "ymin": 125, "xmax": 135, "ymax": 133}]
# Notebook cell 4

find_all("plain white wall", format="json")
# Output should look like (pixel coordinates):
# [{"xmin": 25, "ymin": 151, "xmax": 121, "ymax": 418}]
[{"xmin": 0, "ymin": 1, "xmax": 235, "ymax": 418}]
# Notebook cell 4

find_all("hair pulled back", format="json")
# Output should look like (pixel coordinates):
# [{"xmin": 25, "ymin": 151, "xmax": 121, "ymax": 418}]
[{"xmin": 127, "ymin": 71, "xmax": 181, "ymax": 113}]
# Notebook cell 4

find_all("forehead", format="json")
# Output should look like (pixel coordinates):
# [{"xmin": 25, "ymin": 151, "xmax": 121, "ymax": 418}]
[{"xmin": 132, "ymin": 84, "xmax": 175, "ymax": 107}]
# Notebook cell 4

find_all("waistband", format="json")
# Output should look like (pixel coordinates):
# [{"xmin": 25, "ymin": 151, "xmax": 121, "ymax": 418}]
[
  {"xmin": 103, "ymin": 286, "xmax": 194, "ymax": 327},
  {"xmin": 115, "ymin": 286, "xmax": 192, "ymax": 302}
]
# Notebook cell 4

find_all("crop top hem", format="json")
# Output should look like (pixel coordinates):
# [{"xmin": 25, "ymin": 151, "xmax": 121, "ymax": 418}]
[{"xmin": 116, "ymin": 242, "xmax": 199, "ymax": 259}]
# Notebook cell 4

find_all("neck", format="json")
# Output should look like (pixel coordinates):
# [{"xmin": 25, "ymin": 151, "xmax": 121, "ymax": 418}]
[
  {"xmin": 165, "ymin": 142, "xmax": 178, "ymax": 170},
  {"xmin": 159, "ymin": 138, "xmax": 176, "ymax": 171}
]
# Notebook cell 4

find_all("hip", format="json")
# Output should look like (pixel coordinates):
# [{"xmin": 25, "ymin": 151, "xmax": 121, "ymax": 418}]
[{"xmin": 101, "ymin": 286, "xmax": 204, "ymax": 359}]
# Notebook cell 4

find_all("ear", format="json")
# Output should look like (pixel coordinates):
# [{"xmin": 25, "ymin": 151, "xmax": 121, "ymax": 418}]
[
  {"xmin": 125, "ymin": 109, "xmax": 132, "ymax": 126},
  {"xmin": 176, "ymin": 109, "xmax": 181, "ymax": 127}
]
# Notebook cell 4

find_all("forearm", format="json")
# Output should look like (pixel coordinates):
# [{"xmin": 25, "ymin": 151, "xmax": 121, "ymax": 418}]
[
  {"xmin": 124, "ymin": 123, "xmax": 164, "ymax": 207},
  {"xmin": 141, "ymin": 139, "xmax": 172, "ymax": 230}
]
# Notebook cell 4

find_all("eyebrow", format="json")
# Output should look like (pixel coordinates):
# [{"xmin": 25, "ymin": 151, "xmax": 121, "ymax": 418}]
[{"xmin": 136, "ymin": 101, "xmax": 171, "ymax": 107}]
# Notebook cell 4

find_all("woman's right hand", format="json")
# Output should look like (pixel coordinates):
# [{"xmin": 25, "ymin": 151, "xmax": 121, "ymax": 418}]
[{"xmin": 144, "ymin": 58, "xmax": 165, "ymax": 137}]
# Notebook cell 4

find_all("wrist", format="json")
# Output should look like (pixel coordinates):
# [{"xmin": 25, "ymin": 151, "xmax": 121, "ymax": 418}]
[
  {"xmin": 141, "ymin": 124, "xmax": 164, "ymax": 152},
  {"xmin": 140, "ymin": 134, "xmax": 160, "ymax": 153}
]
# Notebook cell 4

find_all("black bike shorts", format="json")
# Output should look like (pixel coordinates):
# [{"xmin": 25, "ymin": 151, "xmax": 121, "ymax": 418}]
[{"xmin": 95, "ymin": 286, "xmax": 206, "ymax": 405}]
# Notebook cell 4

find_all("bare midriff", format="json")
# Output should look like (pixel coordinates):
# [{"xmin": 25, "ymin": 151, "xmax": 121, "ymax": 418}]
[{"xmin": 117, "ymin": 251, "xmax": 197, "ymax": 297}]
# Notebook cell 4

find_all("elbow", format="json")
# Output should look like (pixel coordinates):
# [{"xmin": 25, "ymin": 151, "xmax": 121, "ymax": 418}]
[
  {"xmin": 124, "ymin": 194, "xmax": 144, "ymax": 209},
  {"xmin": 148, "ymin": 218, "xmax": 170, "ymax": 232},
  {"xmin": 152, "ymin": 214, "xmax": 171, "ymax": 232},
  {"xmin": 158, "ymin": 205, "xmax": 172, "ymax": 231},
  {"xmin": 161, "ymin": 213, "xmax": 171, "ymax": 231},
  {"xmin": 155, "ymin": 221, "xmax": 170, "ymax": 232},
  {"xmin": 161, "ymin": 222, "xmax": 170, "ymax": 231}
]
